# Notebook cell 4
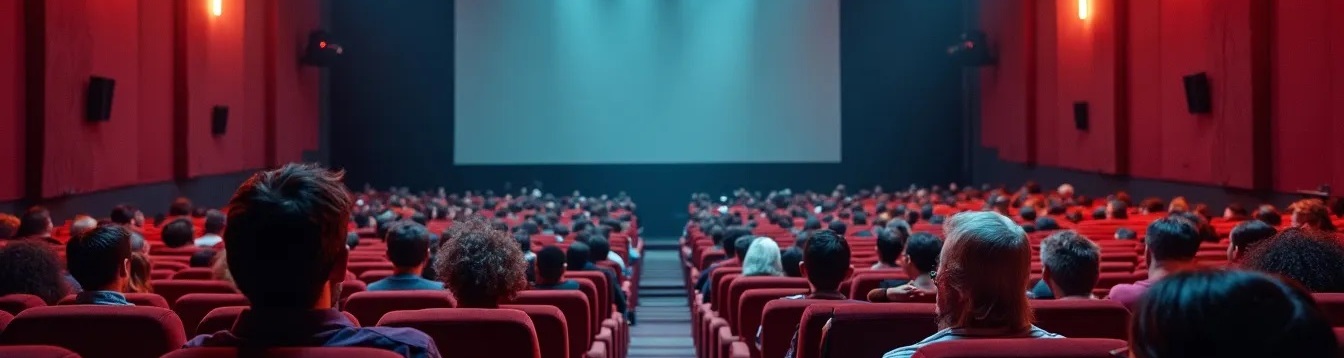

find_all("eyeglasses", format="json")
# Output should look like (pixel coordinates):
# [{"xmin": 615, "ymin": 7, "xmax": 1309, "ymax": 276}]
[{"xmin": 1108, "ymin": 347, "xmax": 1129, "ymax": 358}]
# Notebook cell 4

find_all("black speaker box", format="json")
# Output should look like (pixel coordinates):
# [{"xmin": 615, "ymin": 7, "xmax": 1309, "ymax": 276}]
[
  {"xmin": 1073, "ymin": 101, "xmax": 1089, "ymax": 131},
  {"xmin": 86, "ymin": 76, "xmax": 116, "ymax": 121},
  {"xmin": 211, "ymin": 106, "xmax": 229, "ymax": 136},
  {"xmin": 1183, "ymin": 72, "xmax": 1212, "ymax": 114}
]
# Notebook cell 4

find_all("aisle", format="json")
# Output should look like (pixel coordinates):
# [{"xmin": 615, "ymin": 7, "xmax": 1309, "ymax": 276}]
[{"xmin": 629, "ymin": 244, "xmax": 695, "ymax": 358}]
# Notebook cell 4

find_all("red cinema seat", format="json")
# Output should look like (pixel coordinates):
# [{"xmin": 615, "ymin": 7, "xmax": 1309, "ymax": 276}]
[
  {"xmin": 502, "ymin": 305, "xmax": 570, "ymax": 358},
  {"xmin": 347, "ymin": 262, "xmax": 395, "ymax": 277},
  {"xmin": 758, "ymin": 299, "xmax": 834, "ymax": 358},
  {"xmin": 196, "ymin": 307, "xmax": 362, "ymax": 335},
  {"xmin": 1031, "ymin": 299, "xmax": 1130, "ymax": 340},
  {"xmin": 1313, "ymin": 293, "xmax": 1344, "ymax": 326},
  {"xmin": 341, "ymin": 280, "xmax": 368, "ymax": 302},
  {"xmin": 173, "ymin": 293, "xmax": 249, "ymax": 335},
  {"xmin": 163, "ymin": 347, "xmax": 405, "ymax": 358},
  {"xmin": 152, "ymin": 269, "xmax": 177, "ymax": 280},
  {"xmin": 0, "ymin": 345, "xmax": 80, "ymax": 358},
  {"xmin": 342, "ymin": 290, "xmax": 457, "ymax": 327},
  {"xmin": 512, "ymin": 290, "xmax": 593, "ymax": 358},
  {"xmin": 152, "ymin": 280, "xmax": 238, "ymax": 308},
  {"xmin": 847, "ymin": 271, "xmax": 909, "ymax": 299},
  {"xmin": 172, "ymin": 268, "xmax": 216, "ymax": 280},
  {"xmin": 0, "ymin": 294, "xmax": 48, "ymax": 315},
  {"xmin": 358, "ymin": 269, "xmax": 396, "ymax": 284},
  {"xmin": 795, "ymin": 302, "xmax": 860, "ymax": 358},
  {"xmin": 910, "ymin": 338, "xmax": 1128, "ymax": 358},
  {"xmin": 0, "ymin": 310, "xmax": 11, "ymax": 335},
  {"xmin": 727, "ymin": 277, "xmax": 809, "ymax": 334},
  {"xmin": 0, "ymin": 305, "xmax": 187, "ymax": 358},
  {"xmin": 378, "ymin": 308, "xmax": 541, "ymax": 358},
  {"xmin": 347, "ymin": 254, "xmax": 389, "ymax": 262},
  {"xmin": 153, "ymin": 260, "xmax": 190, "ymax": 272},
  {"xmin": 820, "ymin": 303, "xmax": 938, "ymax": 358},
  {"xmin": 565, "ymin": 271, "xmax": 613, "ymax": 319},
  {"xmin": 736, "ymin": 288, "xmax": 809, "ymax": 355},
  {"xmin": 152, "ymin": 245, "xmax": 199, "ymax": 257}
]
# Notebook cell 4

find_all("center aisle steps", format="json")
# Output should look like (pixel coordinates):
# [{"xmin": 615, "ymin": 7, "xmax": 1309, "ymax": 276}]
[{"xmin": 629, "ymin": 243, "xmax": 695, "ymax": 358}]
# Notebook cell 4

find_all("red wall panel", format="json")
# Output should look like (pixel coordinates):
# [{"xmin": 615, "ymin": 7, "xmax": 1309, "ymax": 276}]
[
  {"xmin": 182, "ymin": 0, "xmax": 265, "ymax": 177},
  {"xmin": 0, "ymin": 0, "xmax": 23, "ymax": 201},
  {"xmin": 1033, "ymin": 0, "xmax": 1058, "ymax": 167},
  {"xmin": 272, "ymin": 0, "xmax": 322, "ymax": 165},
  {"xmin": 978, "ymin": 0, "xmax": 1033, "ymax": 162},
  {"xmin": 1051, "ymin": 0, "xmax": 1121, "ymax": 174},
  {"xmin": 1272, "ymin": 0, "xmax": 1344, "ymax": 192},
  {"xmin": 137, "ymin": 0, "xmax": 175, "ymax": 183}
]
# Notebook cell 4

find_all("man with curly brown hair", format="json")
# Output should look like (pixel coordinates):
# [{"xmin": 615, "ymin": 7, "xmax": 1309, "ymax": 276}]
[{"xmin": 434, "ymin": 218, "xmax": 529, "ymax": 308}]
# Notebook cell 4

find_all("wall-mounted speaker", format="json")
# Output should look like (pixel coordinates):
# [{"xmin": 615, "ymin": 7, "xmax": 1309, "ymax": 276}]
[
  {"xmin": 1073, "ymin": 101, "xmax": 1089, "ymax": 131},
  {"xmin": 1183, "ymin": 72, "xmax": 1212, "ymax": 114},
  {"xmin": 86, "ymin": 76, "xmax": 116, "ymax": 122},
  {"xmin": 211, "ymin": 106, "xmax": 229, "ymax": 136}
]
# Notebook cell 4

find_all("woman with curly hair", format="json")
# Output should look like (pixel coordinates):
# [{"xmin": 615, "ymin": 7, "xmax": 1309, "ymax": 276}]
[
  {"xmin": 0, "ymin": 240, "xmax": 69, "ymax": 304},
  {"xmin": 434, "ymin": 218, "xmax": 528, "ymax": 308},
  {"xmin": 1242, "ymin": 228, "xmax": 1344, "ymax": 293},
  {"xmin": 1291, "ymin": 198, "xmax": 1337, "ymax": 232}
]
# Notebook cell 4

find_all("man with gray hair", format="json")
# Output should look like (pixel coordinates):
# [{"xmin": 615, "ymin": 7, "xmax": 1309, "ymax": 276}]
[{"xmin": 69, "ymin": 215, "xmax": 99, "ymax": 239}]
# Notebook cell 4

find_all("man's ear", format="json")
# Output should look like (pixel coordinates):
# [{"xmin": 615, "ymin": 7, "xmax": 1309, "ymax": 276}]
[
  {"xmin": 329, "ymin": 249, "xmax": 349, "ymax": 281},
  {"xmin": 798, "ymin": 261, "xmax": 807, "ymax": 278},
  {"xmin": 120, "ymin": 258, "xmax": 131, "ymax": 277}
]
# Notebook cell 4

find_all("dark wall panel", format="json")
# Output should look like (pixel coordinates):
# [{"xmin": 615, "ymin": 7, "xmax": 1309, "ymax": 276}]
[
  {"xmin": 330, "ymin": 0, "xmax": 967, "ymax": 235},
  {"xmin": 0, "ymin": 0, "xmax": 23, "ymax": 201}
]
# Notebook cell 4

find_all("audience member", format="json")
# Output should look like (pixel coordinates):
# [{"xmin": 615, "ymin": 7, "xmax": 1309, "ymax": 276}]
[
  {"xmin": 0, "ymin": 240, "xmax": 68, "ymax": 304},
  {"xmin": 15, "ymin": 206, "xmax": 59, "ymax": 245},
  {"xmin": 780, "ymin": 247, "xmax": 803, "ymax": 278},
  {"xmin": 1291, "ymin": 198, "xmax": 1337, "ymax": 232},
  {"xmin": 195, "ymin": 210, "xmax": 226, "ymax": 247},
  {"xmin": 191, "ymin": 249, "xmax": 218, "ymax": 268},
  {"xmin": 66, "ymin": 225, "xmax": 134, "ymax": 305},
  {"xmin": 1139, "ymin": 198, "xmax": 1165, "ymax": 215},
  {"xmin": 1223, "ymin": 203, "xmax": 1250, "ymax": 222},
  {"xmin": 1029, "ymin": 231, "xmax": 1100, "ymax": 300},
  {"xmin": 185, "ymin": 164, "xmax": 439, "ymax": 358},
  {"xmin": 1109, "ymin": 216, "xmax": 1201, "ymax": 310},
  {"xmin": 566, "ymin": 241, "xmax": 629, "ymax": 316},
  {"xmin": 587, "ymin": 235, "xmax": 625, "ymax": 272},
  {"xmin": 695, "ymin": 226, "xmax": 752, "ymax": 293},
  {"xmin": 1256, "ymin": 205, "xmax": 1283, "ymax": 226},
  {"xmin": 883, "ymin": 212, "xmax": 1058, "ymax": 358},
  {"xmin": 1226, "ymin": 220, "xmax": 1276, "ymax": 263},
  {"xmin": 110, "ymin": 205, "xmax": 137, "ymax": 228},
  {"xmin": 741, "ymin": 238, "xmax": 783, "ymax": 277},
  {"xmin": 870, "ymin": 232, "xmax": 941, "ymax": 303},
  {"xmin": 771, "ymin": 229, "xmax": 860, "ymax": 358},
  {"xmin": 0, "ymin": 213, "xmax": 18, "ymax": 239},
  {"xmin": 161, "ymin": 217, "xmax": 196, "ymax": 249},
  {"xmin": 1105, "ymin": 200, "xmax": 1128, "ymax": 220},
  {"xmin": 370, "ymin": 222, "xmax": 443, "ymax": 291},
  {"xmin": 1168, "ymin": 197, "xmax": 1190, "ymax": 213},
  {"xmin": 1114, "ymin": 227, "xmax": 1137, "ymax": 240},
  {"xmin": 827, "ymin": 220, "xmax": 848, "ymax": 237},
  {"xmin": 169, "ymin": 197, "xmax": 194, "ymax": 218},
  {"xmin": 1034, "ymin": 217, "xmax": 1060, "ymax": 231},
  {"xmin": 1128, "ymin": 269, "xmax": 1335, "ymax": 358},
  {"xmin": 533, "ymin": 246, "xmax": 579, "ymax": 290},
  {"xmin": 69, "ymin": 215, "xmax": 99, "ymax": 238},
  {"xmin": 872, "ymin": 229, "xmax": 904, "ymax": 270},
  {"xmin": 127, "ymin": 253, "xmax": 154, "ymax": 294},
  {"xmin": 435, "ymin": 218, "xmax": 527, "ymax": 308},
  {"xmin": 1242, "ymin": 229, "xmax": 1344, "ymax": 293}
]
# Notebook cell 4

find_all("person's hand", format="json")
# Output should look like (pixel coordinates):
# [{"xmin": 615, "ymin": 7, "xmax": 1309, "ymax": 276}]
[{"xmin": 886, "ymin": 285, "xmax": 930, "ymax": 301}]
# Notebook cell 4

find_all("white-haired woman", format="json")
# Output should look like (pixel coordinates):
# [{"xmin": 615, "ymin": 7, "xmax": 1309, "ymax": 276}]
[{"xmin": 741, "ymin": 237, "xmax": 784, "ymax": 277}]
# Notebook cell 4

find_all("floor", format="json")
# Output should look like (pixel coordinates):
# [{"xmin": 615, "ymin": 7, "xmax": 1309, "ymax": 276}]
[{"xmin": 629, "ymin": 240, "xmax": 695, "ymax": 358}]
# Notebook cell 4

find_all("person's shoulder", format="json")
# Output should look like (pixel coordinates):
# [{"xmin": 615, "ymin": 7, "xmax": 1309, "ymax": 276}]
[
  {"xmin": 332, "ymin": 326, "xmax": 441, "ymax": 357},
  {"xmin": 881, "ymin": 346, "xmax": 917, "ymax": 358},
  {"xmin": 366, "ymin": 278, "xmax": 392, "ymax": 291},
  {"xmin": 1028, "ymin": 325, "xmax": 1066, "ymax": 339},
  {"xmin": 414, "ymin": 278, "xmax": 445, "ymax": 290},
  {"xmin": 184, "ymin": 330, "xmax": 241, "ymax": 348}
]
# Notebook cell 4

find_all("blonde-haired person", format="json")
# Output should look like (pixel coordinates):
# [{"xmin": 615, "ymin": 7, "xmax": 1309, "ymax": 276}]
[
  {"xmin": 883, "ymin": 212, "xmax": 1061, "ymax": 358},
  {"xmin": 740, "ymin": 237, "xmax": 783, "ymax": 277}
]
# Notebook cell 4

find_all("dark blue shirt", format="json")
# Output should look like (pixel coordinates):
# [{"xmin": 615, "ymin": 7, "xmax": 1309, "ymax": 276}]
[
  {"xmin": 185, "ymin": 309, "xmax": 441, "ymax": 358},
  {"xmin": 74, "ymin": 290, "xmax": 132, "ymax": 306},
  {"xmin": 532, "ymin": 280, "xmax": 581, "ymax": 291},
  {"xmin": 368, "ymin": 273, "xmax": 445, "ymax": 292}
]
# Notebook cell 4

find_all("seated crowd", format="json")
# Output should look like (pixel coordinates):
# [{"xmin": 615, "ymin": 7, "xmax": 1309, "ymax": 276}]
[
  {"xmin": 0, "ymin": 163, "xmax": 642, "ymax": 358},
  {"xmin": 684, "ymin": 184, "xmax": 1344, "ymax": 358}
]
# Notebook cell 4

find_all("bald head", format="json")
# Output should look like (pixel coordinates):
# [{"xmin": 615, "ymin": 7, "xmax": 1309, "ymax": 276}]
[{"xmin": 70, "ymin": 215, "xmax": 99, "ymax": 238}]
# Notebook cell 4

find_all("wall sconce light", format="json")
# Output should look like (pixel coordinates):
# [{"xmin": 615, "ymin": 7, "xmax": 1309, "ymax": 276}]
[
  {"xmin": 211, "ymin": 0, "xmax": 222, "ymax": 17},
  {"xmin": 1078, "ymin": 0, "xmax": 1089, "ymax": 20}
]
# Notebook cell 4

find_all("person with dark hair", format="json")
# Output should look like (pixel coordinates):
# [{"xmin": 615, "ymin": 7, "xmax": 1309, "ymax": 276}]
[
  {"xmin": 768, "ymin": 229, "xmax": 863, "ymax": 358},
  {"xmin": 852, "ymin": 211, "xmax": 868, "ymax": 226},
  {"xmin": 1227, "ymin": 220, "xmax": 1277, "ymax": 262},
  {"xmin": 346, "ymin": 232, "xmax": 360, "ymax": 250},
  {"xmin": 1128, "ymin": 269, "xmax": 1335, "ymax": 358},
  {"xmin": 566, "ymin": 241, "xmax": 629, "ymax": 316},
  {"xmin": 1291, "ymin": 198, "xmax": 1337, "ymax": 232},
  {"xmin": 15, "ymin": 206, "xmax": 59, "ymax": 245},
  {"xmin": 1224, "ymin": 203, "xmax": 1250, "ymax": 222},
  {"xmin": 1064, "ymin": 210, "xmax": 1084, "ymax": 224},
  {"xmin": 66, "ymin": 225, "xmax": 134, "ymax": 305},
  {"xmin": 1139, "ymin": 198, "xmax": 1166, "ymax": 215},
  {"xmin": 870, "ymin": 232, "xmax": 941, "ymax": 303},
  {"xmin": 1242, "ymin": 229, "xmax": 1344, "ymax": 293},
  {"xmin": 434, "ymin": 218, "xmax": 527, "ymax": 308},
  {"xmin": 1019, "ymin": 206, "xmax": 1037, "ymax": 223},
  {"xmin": 369, "ymin": 222, "xmax": 443, "ymax": 292},
  {"xmin": 780, "ymin": 246, "xmax": 803, "ymax": 277},
  {"xmin": 1108, "ymin": 216, "xmax": 1201, "ymax": 309},
  {"xmin": 873, "ymin": 229, "xmax": 903, "ymax": 270},
  {"xmin": 695, "ymin": 226, "xmax": 752, "ymax": 293},
  {"xmin": 827, "ymin": 220, "xmax": 848, "ymax": 237},
  {"xmin": 1034, "ymin": 217, "xmax": 1061, "ymax": 231},
  {"xmin": 533, "ymin": 246, "xmax": 579, "ymax": 290},
  {"xmin": 1114, "ymin": 227, "xmax": 1137, "ymax": 240},
  {"xmin": 801, "ymin": 217, "xmax": 822, "ymax": 233},
  {"xmin": 194, "ymin": 209, "xmax": 226, "ymax": 248},
  {"xmin": 1029, "ymin": 231, "xmax": 1101, "ymax": 299},
  {"xmin": 110, "ymin": 205, "xmax": 136, "ymax": 226},
  {"xmin": 905, "ymin": 210, "xmax": 922, "ymax": 226},
  {"xmin": 0, "ymin": 240, "xmax": 69, "ymax": 304},
  {"xmin": 191, "ymin": 249, "xmax": 218, "ymax": 268},
  {"xmin": 1171, "ymin": 211, "xmax": 1219, "ymax": 243},
  {"xmin": 1106, "ymin": 200, "xmax": 1128, "ymax": 220},
  {"xmin": 169, "ymin": 197, "xmax": 194, "ymax": 218},
  {"xmin": 0, "ymin": 213, "xmax": 18, "ymax": 239},
  {"xmin": 160, "ymin": 217, "xmax": 197, "ymax": 249},
  {"xmin": 185, "ymin": 164, "xmax": 439, "ymax": 358},
  {"xmin": 1256, "ymin": 204, "xmax": 1283, "ymax": 226},
  {"xmin": 883, "ymin": 212, "xmax": 1058, "ymax": 358}
]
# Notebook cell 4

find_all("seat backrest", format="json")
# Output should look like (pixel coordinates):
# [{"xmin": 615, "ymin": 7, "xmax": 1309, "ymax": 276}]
[
  {"xmin": 0, "ymin": 294, "xmax": 48, "ymax": 315},
  {"xmin": 728, "ymin": 277, "xmax": 809, "ymax": 333},
  {"xmin": 153, "ymin": 260, "xmax": 191, "ymax": 272},
  {"xmin": 1313, "ymin": 293, "xmax": 1344, "ymax": 326},
  {"xmin": 820, "ymin": 303, "xmax": 938, "ymax": 358},
  {"xmin": 759, "ymin": 299, "xmax": 831, "ymax": 358},
  {"xmin": 564, "ymin": 271, "xmax": 611, "ymax": 319},
  {"xmin": 708, "ymin": 266, "xmax": 744, "ymax": 296},
  {"xmin": 342, "ymin": 290, "xmax": 457, "ymax": 326},
  {"xmin": 501, "ymin": 305, "xmax": 569, "ymax": 358},
  {"xmin": 1030, "ymin": 299, "xmax": 1130, "ymax": 339},
  {"xmin": 713, "ymin": 273, "xmax": 742, "ymax": 315},
  {"xmin": 566, "ymin": 279, "xmax": 602, "ymax": 336},
  {"xmin": 513, "ymin": 290, "xmax": 591, "ymax": 358},
  {"xmin": 0, "ymin": 310, "xmax": 11, "ymax": 335},
  {"xmin": 346, "ymin": 262, "xmax": 395, "ymax": 277},
  {"xmin": 797, "ymin": 302, "xmax": 859, "ymax": 358},
  {"xmin": 151, "ymin": 245, "xmax": 199, "ymax": 257},
  {"xmin": 173, "ymin": 293, "xmax": 249, "ymax": 335},
  {"xmin": 152, "ymin": 269, "xmax": 177, "ymax": 280},
  {"xmin": 151, "ymin": 280, "xmax": 238, "ymax": 308},
  {"xmin": 0, "ymin": 305, "xmax": 187, "ymax": 358},
  {"xmin": 340, "ymin": 280, "xmax": 368, "ymax": 302},
  {"xmin": 848, "ymin": 271, "xmax": 910, "ymax": 299},
  {"xmin": 163, "ymin": 347, "xmax": 406, "ymax": 358},
  {"xmin": 910, "ymin": 338, "xmax": 1128, "ymax": 358},
  {"xmin": 378, "ymin": 308, "xmax": 541, "ymax": 358},
  {"xmin": 736, "ymin": 288, "xmax": 808, "ymax": 339},
  {"xmin": 195, "ymin": 306, "xmax": 248, "ymax": 334},
  {"xmin": 0, "ymin": 345, "xmax": 80, "ymax": 358},
  {"xmin": 357, "ymin": 269, "xmax": 396, "ymax": 284},
  {"xmin": 171, "ymin": 268, "xmax": 216, "ymax": 280}
]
